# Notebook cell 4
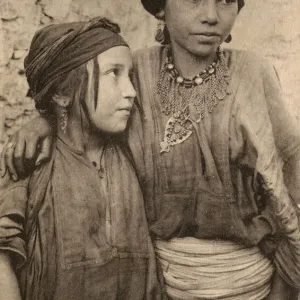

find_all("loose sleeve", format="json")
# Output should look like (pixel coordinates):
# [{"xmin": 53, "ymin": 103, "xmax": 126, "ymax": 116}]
[
  {"xmin": 261, "ymin": 62, "xmax": 300, "ymax": 208},
  {"xmin": 231, "ymin": 63, "xmax": 300, "ymax": 288},
  {"xmin": 0, "ymin": 174, "xmax": 28, "ymax": 268},
  {"xmin": 260, "ymin": 62, "xmax": 300, "ymax": 287}
]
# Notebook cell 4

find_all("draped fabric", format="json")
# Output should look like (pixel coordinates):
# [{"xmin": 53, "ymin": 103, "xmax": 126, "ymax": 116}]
[
  {"xmin": 0, "ymin": 137, "xmax": 164, "ymax": 300},
  {"xmin": 25, "ymin": 17, "xmax": 128, "ymax": 107},
  {"xmin": 129, "ymin": 46, "xmax": 300, "ymax": 290},
  {"xmin": 155, "ymin": 238, "xmax": 274, "ymax": 300}
]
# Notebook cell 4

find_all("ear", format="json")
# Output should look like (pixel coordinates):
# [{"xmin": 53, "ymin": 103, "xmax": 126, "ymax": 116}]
[
  {"xmin": 155, "ymin": 9, "xmax": 165, "ymax": 21},
  {"xmin": 52, "ymin": 94, "xmax": 72, "ymax": 108}
]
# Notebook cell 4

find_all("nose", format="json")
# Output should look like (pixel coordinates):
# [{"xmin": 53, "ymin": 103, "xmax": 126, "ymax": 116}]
[
  {"xmin": 121, "ymin": 77, "xmax": 137, "ymax": 100},
  {"xmin": 201, "ymin": 1, "xmax": 219, "ymax": 25}
]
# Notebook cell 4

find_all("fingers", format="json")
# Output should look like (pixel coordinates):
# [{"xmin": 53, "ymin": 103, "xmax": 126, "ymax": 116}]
[
  {"xmin": 0, "ymin": 133, "xmax": 52, "ymax": 180},
  {"xmin": 0, "ymin": 142, "xmax": 9, "ymax": 177},
  {"xmin": 13, "ymin": 138, "xmax": 26, "ymax": 177},
  {"xmin": 4, "ymin": 142, "xmax": 18, "ymax": 181},
  {"xmin": 36, "ymin": 136, "xmax": 52, "ymax": 166},
  {"xmin": 24, "ymin": 133, "xmax": 39, "ymax": 162},
  {"xmin": 1, "ymin": 139, "xmax": 18, "ymax": 178},
  {"xmin": 0, "ymin": 116, "xmax": 53, "ymax": 180},
  {"xmin": 1, "ymin": 133, "xmax": 39, "ymax": 180},
  {"xmin": 0, "ymin": 142, "xmax": 6, "ymax": 178}
]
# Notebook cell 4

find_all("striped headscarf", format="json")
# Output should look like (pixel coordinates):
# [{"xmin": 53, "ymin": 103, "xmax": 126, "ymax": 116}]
[{"xmin": 25, "ymin": 17, "xmax": 128, "ymax": 109}]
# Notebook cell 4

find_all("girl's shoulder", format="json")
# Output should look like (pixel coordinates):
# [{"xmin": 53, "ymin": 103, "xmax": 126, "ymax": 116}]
[{"xmin": 0, "ymin": 173, "xmax": 29, "ymax": 200}]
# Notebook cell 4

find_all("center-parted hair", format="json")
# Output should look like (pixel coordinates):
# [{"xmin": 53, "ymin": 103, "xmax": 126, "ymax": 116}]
[{"xmin": 141, "ymin": 0, "xmax": 245, "ymax": 17}]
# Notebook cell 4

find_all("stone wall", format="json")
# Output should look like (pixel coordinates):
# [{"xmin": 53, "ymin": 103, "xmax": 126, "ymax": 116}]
[{"xmin": 1, "ymin": 0, "xmax": 300, "ymax": 145}]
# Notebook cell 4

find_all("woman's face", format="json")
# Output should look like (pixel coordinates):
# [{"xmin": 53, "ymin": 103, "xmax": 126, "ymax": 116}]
[
  {"xmin": 164, "ymin": 0, "xmax": 238, "ymax": 57},
  {"xmin": 86, "ymin": 46, "xmax": 136, "ymax": 134}
]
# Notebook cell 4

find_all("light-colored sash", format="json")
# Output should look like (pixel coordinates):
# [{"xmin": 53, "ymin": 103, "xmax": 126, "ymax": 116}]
[{"xmin": 155, "ymin": 237, "xmax": 274, "ymax": 300}]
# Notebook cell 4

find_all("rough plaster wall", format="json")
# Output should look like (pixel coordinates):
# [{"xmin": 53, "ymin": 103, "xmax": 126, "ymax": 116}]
[{"xmin": 0, "ymin": 0, "xmax": 300, "ymax": 146}]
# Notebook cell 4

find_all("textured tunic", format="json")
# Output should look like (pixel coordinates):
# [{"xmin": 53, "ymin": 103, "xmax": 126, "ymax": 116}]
[
  {"xmin": 128, "ymin": 46, "xmax": 300, "ymax": 288},
  {"xmin": 0, "ymin": 137, "xmax": 163, "ymax": 300}
]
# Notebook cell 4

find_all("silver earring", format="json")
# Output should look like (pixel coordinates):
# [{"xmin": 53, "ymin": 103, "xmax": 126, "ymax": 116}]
[
  {"xmin": 61, "ymin": 107, "xmax": 68, "ymax": 134},
  {"xmin": 155, "ymin": 20, "xmax": 165, "ymax": 44},
  {"xmin": 155, "ymin": 10, "xmax": 166, "ymax": 44}
]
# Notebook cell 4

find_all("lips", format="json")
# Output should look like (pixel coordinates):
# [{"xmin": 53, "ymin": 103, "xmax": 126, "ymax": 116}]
[
  {"xmin": 119, "ymin": 106, "xmax": 132, "ymax": 112},
  {"xmin": 194, "ymin": 32, "xmax": 220, "ymax": 37}
]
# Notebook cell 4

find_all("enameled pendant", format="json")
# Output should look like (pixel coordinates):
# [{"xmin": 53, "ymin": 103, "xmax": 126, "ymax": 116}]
[{"xmin": 160, "ymin": 115, "xmax": 193, "ymax": 153}]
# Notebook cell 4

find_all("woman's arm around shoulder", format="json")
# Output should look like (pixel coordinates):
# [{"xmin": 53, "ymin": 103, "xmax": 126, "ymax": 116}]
[{"xmin": 0, "ymin": 115, "xmax": 55, "ymax": 181}]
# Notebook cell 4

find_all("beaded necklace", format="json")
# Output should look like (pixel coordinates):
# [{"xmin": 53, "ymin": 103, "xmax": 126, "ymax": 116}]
[{"xmin": 157, "ymin": 46, "xmax": 231, "ymax": 153}]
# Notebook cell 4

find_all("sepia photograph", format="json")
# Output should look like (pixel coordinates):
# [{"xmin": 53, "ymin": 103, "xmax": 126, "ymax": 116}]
[{"xmin": 0, "ymin": 0, "xmax": 300, "ymax": 299}]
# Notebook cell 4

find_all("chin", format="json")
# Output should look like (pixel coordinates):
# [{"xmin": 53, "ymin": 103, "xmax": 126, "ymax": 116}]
[
  {"xmin": 190, "ymin": 43, "xmax": 219, "ymax": 58},
  {"xmin": 93, "ymin": 117, "xmax": 129, "ymax": 135},
  {"xmin": 106, "ymin": 122, "xmax": 128, "ymax": 135}
]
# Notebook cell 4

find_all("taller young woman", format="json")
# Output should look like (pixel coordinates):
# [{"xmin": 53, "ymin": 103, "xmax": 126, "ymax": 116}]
[{"xmin": 2, "ymin": 1, "xmax": 300, "ymax": 299}]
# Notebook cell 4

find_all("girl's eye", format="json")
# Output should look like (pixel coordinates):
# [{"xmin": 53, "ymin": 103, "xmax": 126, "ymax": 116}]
[
  {"xmin": 184, "ymin": 0, "xmax": 202, "ymax": 4},
  {"xmin": 107, "ymin": 69, "xmax": 119, "ymax": 78}
]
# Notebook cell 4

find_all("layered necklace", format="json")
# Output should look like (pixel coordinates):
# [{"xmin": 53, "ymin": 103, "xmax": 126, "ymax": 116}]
[{"xmin": 157, "ymin": 46, "xmax": 231, "ymax": 153}]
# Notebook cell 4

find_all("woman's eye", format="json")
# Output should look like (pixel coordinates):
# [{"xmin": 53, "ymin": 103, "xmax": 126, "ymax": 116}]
[{"xmin": 219, "ymin": 0, "xmax": 236, "ymax": 4}]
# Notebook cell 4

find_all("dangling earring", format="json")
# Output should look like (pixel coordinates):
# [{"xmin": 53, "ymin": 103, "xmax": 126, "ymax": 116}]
[
  {"xmin": 155, "ymin": 10, "xmax": 166, "ymax": 44},
  {"xmin": 225, "ymin": 34, "xmax": 232, "ymax": 43},
  {"xmin": 52, "ymin": 94, "xmax": 69, "ymax": 134},
  {"xmin": 155, "ymin": 20, "xmax": 165, "ymax": 44},
  {"xmin": 61, "ymin": 107, "xmax": 68, "ymax": 134}
]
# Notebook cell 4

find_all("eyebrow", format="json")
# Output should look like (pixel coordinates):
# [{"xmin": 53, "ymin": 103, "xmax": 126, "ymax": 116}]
[{"xmin": 101, "ymin": 63, "xmax": 132, "ymax": 70}]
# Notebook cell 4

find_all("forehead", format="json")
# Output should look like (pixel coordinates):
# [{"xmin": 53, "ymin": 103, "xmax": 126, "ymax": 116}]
[
  {"xmin": 97, "ymin": 46, "xmax": 132, "ymax": 67},
  {"xmin": 166, "ymin": 0, "xmax": 238, "ymax": 8}
]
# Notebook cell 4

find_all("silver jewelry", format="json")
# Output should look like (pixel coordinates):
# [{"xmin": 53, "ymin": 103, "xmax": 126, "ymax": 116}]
[
  {"xmin": 157, "ymin": 47, "xmax": 231, "ymax": 153},
  {"xmin": 61, "ymin": 107, "xmax": 68, "ymax": 134}
]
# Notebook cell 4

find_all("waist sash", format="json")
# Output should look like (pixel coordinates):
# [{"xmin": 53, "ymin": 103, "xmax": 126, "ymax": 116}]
[{"xmin": 155, "ymin": 237, "xmax": 274, "ymax": 300}]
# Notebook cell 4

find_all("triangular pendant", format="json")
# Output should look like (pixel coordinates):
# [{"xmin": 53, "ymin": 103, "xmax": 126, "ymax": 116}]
[{"xmin": 160, "ymin": 116, "xmax": 193, "ymax": 153}]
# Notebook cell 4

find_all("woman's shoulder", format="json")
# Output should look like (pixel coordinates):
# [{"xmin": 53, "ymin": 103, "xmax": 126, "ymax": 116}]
[
  {"xmin": 133, "ymin": 45, "xmax": 164, "ymax": 66},
  {"xmin": 133, "ymin": 45, "xmax": 163, "ymax": 56},
  {"xmin": 225, "ymin": 48, "xmax": 276, "ymax": 79}
]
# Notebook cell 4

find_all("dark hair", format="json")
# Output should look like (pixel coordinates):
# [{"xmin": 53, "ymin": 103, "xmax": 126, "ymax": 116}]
[
  {"xmin": 36, "ymin": 63, "xmax": 88, "ymax": 115},
  {"xmin": 142, "ymin": 0, "xmax": 245, "ymax": 16}
]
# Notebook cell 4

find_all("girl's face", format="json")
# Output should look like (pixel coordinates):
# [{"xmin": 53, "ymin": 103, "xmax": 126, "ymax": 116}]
[
  {"xmin": 164, "ymin": 0, "xmax": 238, "ymax": 58},
  {"xmin": 86, "ymin": 46, "xmax": 136, "ymax": 134}
]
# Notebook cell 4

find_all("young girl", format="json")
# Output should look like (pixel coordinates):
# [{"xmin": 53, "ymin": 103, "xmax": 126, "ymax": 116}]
[{"xmin": 0, "ymin": 17, "xmax": 164, "ymax": 300}]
